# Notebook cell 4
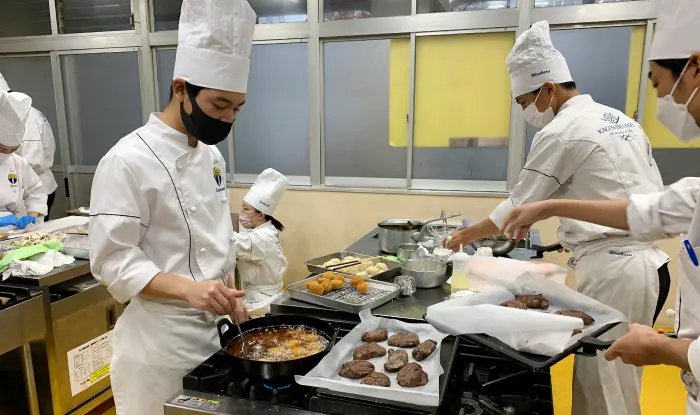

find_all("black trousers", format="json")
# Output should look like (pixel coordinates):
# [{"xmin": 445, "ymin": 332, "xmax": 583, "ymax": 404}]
[
  {"xmin": 45, "ymin": 191, "xmax": 56, "ymax": 221},
  {"xmin": 653, "ymin": 263, "xmax": 671, "ymax": 325}
]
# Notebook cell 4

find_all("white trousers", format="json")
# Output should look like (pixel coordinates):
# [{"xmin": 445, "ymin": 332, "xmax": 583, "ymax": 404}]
[{"xmin": 571, "ymin": 244, "xmax": 666, "ymax": 415}]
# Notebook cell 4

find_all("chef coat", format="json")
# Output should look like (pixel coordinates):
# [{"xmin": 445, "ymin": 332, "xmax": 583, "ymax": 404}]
[
  {"xmin": 16, "ymin": 108, "xmax": 57, "ymax": 194},
  {"xmin": 489, "ymin": 94, "xmax": 668, "ymax": 415},
  {"xmin": 234, "ymin": 221, "xmax": 287, "ymax": 313},
  {"xmin": 627, "ymin": 178, "xmax": 700, "ymax": 413},
  {"xmin": 89, "ymin": 113, "xmax": 236, "ymax": 367},
  {"xmin": 0, "ymin": 153, "xmax": 47, "ymax": 218},
  {"xmin": 490, "ymin": 94, "xmax": 665, "ymax": 251}
]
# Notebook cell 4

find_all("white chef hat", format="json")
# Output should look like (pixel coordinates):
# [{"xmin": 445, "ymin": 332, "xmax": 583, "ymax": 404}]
[
  {"xmin": 0, "ymin": 73, "xmax": 9, "ymax": 93},
  {"xmin": 243, "ymin": 168, "xmax": 288, "ymax": 216},
  {"xmin": 506, "ymin": 21, "xmax": 573, "ymax": 98},
  {"xmin": 649, "ymin": 0, "xmax": 700, "ymax": 61},
  {"xmin": 173, "ymin": 0, "xmax": 257, "ymax": 93},
  {"xmin": 0, "ymin": 91, "xmax": 32, "ymax": 147}
]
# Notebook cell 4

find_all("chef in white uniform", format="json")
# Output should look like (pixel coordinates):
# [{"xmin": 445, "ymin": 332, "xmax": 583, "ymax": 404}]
[
  {"xmin": 0, "ymin": 91, "xmax": 47, "ymax": 230},
  {"xmin": 0, "ymin": 74, "xmax": 58, "ymax": 220},
  {"xmin": 444, "ymin": 21, "xmax": 670, "ymax": 415},
  {"xmin": 499, "ymin": 1, "xmax": 700, "ymax": 413},
  {"xmin": 234, "ymin": 168, "xmax": 288, "ymax": 316},
  {"xmin": 88, "ymin": 1, "xmax": 255, "ymax": 414}
]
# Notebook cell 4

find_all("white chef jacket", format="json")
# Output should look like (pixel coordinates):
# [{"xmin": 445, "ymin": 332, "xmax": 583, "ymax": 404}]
[
  {"xmin": 89, "ymin": 113, "xmax": 236, "ymax": 368},
  {"xmin": 627, "ymin": 178, "xmax": 700, "ymax": 412},
  {"xmin": 234, "ymin": 221, "xmax": 288, "ymax": 312},
  {"xmin": 16, "ymin": 107, "xmax": 57, "ymax": 194},
  {"xmin": 0, "ymin": 153, "xmax": 47, "ymax": 217},
  {"xmin": 490, "ymin": 95, "xmax": 665, "ymax": 251}
]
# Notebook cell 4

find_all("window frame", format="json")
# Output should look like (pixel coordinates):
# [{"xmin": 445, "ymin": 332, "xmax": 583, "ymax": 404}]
[{"xmin": 0, "ymin": 0, "xmax": 662, "ymax": 210}]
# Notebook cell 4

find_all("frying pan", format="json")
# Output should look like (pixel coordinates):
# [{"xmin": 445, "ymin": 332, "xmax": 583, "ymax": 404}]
[{"xmin": 217, "ymin": 314, "xmax": 339, "ymax": 380}]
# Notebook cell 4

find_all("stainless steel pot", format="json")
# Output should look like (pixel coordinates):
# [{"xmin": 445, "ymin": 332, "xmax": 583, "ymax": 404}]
[
  {"xmin": 401, "ymin": 259, "xmax": 449, "ymax": 289},
  {"xmin": 378, "ymin": 219, "xmax": 423, "ymax": 254}
]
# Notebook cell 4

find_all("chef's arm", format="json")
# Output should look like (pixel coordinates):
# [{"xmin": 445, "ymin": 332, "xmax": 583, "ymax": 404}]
[
  {"xmin": 140, "ymin": 272, "xmax": 199, "ymax": 301},
  {"xmin": 232, "ymin": 231, "xmax": 270, "ymax": 262},
  {"xmin": 22, "ymin": 165, "xmax": 47, "ymax": 217},
  {"xmin": 537, "ymin": 199, "xmax": 630, "ymax": 230},
  {"xmin": 451, "ymin": 219, "xmax": 501, "ymax": 245},
  {"xmin": 89, "ymin": 154, "xmax": 162, "ymax": 303},
  {"xmin": 490, "ymin": 133, "xmax": 584, "ymax": 230}
]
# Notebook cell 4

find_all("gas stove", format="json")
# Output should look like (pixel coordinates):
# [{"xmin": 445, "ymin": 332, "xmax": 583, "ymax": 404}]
[
  {"xmin": 0, "ymin": 284, "xmax": 35, "ymax": 310},
  {"xmin": 165, "ymin": 317, "xmax": 553, "ymax": 415}
]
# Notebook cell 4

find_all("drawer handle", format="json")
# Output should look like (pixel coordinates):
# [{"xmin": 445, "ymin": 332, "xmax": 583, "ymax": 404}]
[{"xmin": 106, "ymin": 306, "xmax": 117, "ymax": 330}]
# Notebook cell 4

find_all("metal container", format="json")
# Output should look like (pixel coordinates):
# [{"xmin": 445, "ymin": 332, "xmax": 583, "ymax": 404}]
[
  {"xmin": 287, "ymin": 276, "xmax": 401, "ymax": 313},
  {"xmin": 305, "ymin": 251, "xmax": 401, "ymax": 280},
  {"xmin": 396, "ymin": 243, "xmax": 419, "ymax": 262},
  {"xmin": 61, "ymin": 235, "xmax": 89, "ymax": 259},
  {"xmin": 470, "ymin": 237, "xmax": 517, "ymax": 257},
  {"xmin": 401, "ymin": 259, "xmax": 449, "ymax": 289},
  {"xmin": 377, "ymin": 219, "xmax": 423, "ymax": 254}
]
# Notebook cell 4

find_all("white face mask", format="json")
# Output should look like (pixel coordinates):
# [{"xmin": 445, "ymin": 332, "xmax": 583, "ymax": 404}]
[
  {"xmin": 239, "ymin": 212, "xmax": 257, "ymax": 230},
  {"xmin": 522, "ymin": 87, "xmax": 555, "ymax": 128},
  {"xmin": 656, "ymin": 62, "xmax": 700, "ymax": 144}
]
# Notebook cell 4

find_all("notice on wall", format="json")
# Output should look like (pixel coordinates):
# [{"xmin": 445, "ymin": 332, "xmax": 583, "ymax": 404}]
[{"xmin": 67, "ymin": 330, "xmax": 113, "ymax": 396}]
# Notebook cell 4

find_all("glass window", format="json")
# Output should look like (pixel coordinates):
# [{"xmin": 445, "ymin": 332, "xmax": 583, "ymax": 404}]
[
  {"xmin": 0, "ymin": 56, "xmax": 61, "ymax": 166},
  {"xmin": 534, "ymin": 0, "xmax": 640, "ymax": 7},
  {"xmin": 323, "ymin": 39, "xmax": 410, "ymax": 184},
  {"xmin": 152, "ymin": 0, "xmax": 307, "ymax": 31},
  {"xmin": 61, "ymin": 52, "xmax": 143, "ymax": 166},
  {"xmin": 0, "ymin": 0, "xmax": 52, "ymax": 37},
  {"xmin": 412, "ymin": 33, "xmax": 514, "ymax": 188},
  {"xmin": 234, "ymin": 43, "xmax": 310, "ymax": 177},
  {"xmin": 57, "ymin": 0, "xmax": 133, "ymax": 33},
  {"xmin": 154, "ymin": 48, "xmax": 231, "ymax": 172},
  {"xmin": 417, "ymin": 0, "xmax": 516, "ymax": 13},
  {"xmin": 323, "ymin": 0, "xmax": 411, "ymax": 21},
  {"xmin": 523, "ymin": 26, "xmax": 636, "ymax": 157}
]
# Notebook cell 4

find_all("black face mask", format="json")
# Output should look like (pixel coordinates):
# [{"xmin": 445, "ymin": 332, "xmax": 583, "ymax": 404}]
[{"xmin": 180, "ymin": 83, "xmax": 233, "ymax": 145}]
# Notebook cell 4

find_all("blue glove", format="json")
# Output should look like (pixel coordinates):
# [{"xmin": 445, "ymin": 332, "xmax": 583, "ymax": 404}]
[
  {"xmin": 17, "ymin": 216, "xmax": 37, "ymax": 230},
  {"xmin": 0, "ymin": 215, "xmax": 20, "ymax": 228}
]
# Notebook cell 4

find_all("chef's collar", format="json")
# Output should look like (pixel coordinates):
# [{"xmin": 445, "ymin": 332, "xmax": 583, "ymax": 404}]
[
  {"xmin": 148, "ymin": 113, "xmax": 191, "ymax": 147},
  {"xmin": 558, "ymin": 94, "xmax": 593, "ymax": 114}
]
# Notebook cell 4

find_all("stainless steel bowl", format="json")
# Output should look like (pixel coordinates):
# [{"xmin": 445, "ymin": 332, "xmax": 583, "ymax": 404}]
[
  {"xmin": 470, "ymin": 238, "xmax": 517, "ymax": 257},
  {"xmin": 396, "ymin": 243, "xmax": 420, "ymax": 262},
  {"xmin": 401, "ymin": 259, "xmax": 449, "ymax": 289}
]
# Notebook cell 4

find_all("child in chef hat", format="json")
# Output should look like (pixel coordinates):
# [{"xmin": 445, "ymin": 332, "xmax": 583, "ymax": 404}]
[{"xmin": 233, "ymin": 168, "xmax": 289, "ymax": 316}]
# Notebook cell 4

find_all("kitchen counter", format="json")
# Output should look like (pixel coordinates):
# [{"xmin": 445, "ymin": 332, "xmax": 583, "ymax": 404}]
[
  {"xmin": 271, "ymin": 228, "xmax": 542, "ymax": 322},
  {"xmin": 8, "ymin": 260, "xmax": 91, "ymax": 288}
]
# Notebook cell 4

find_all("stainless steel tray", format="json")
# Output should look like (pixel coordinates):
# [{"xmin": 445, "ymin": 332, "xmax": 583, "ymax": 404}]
[
  {"xmin": 287, "ymin": 275, "xmax": 401, "ymax": 313},
  {"xmin": 305, "ymin": 251, "xmax": 401, "ymax": 280},
  {"xmin": 61, "ymin": 235, "xmax": 89, "ymax": 260}
]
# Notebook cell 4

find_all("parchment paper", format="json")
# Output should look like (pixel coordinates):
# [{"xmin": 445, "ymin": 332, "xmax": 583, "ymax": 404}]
[
  {"xmin": 296, "ymin": 310, "xmax": 449, "ymax": 407},
  {"xmin": 426, "ymin": 274, "xmax": 625, "ymax": 356}
]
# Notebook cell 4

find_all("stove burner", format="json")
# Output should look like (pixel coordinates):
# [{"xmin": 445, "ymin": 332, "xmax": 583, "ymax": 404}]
[
  {"xmin": 263, "ymin": 382, "xmax": 291, "ymax": 391},
  {"xmin": 459, "ymin": 399, "xmax": 484, "ymax": 415}
]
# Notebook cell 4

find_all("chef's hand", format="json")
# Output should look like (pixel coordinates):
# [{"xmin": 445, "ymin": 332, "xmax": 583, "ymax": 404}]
[
  {"xmin": 230, "ymin": 297, "xmax": 249, "ymax": 323},
  {"xmin": 604, "ymin": 324, "xmax": 667, "ymax": 366},
  {"xmin": 443, "ymin": 229, "xmax": 470, "ymax": 252},
  {"xmin": 500, "ymin": 201, "xmax": 552, "ymax": 240},
  {"xmin": 0, "ymin": 215, "xmax": 20, "ymax": 228},
  {"xmin": 17, "ymin": 215, "xmax": 37, "ymax": 230},
  {"xmin": 185, "ymin": 280, "xmax": 244, "ymax": 316}
]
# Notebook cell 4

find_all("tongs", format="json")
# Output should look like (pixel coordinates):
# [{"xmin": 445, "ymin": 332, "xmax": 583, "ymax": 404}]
[{"xmin": 221, "ymin": 269, "xmax": 245, "ymax": 354}]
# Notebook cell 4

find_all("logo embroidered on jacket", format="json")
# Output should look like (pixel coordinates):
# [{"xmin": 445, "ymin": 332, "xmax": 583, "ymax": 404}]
[
  {"xmin": 213, "ymin": 167, "xmax": 223, "ymax": 187},
  {"xmin": 608, "ymin": 250, "xmax": 632, "ymax": 257},
  {"xmin": 7, "ymin": 174, "xmax": 18, "ymax": 185},
  {"xmin": 601, "ymin": 112, "xmax": 620, "ymax": 124}
]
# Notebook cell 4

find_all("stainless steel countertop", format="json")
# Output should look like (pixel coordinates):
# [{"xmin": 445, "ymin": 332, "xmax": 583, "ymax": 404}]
[{"xmin": 271, "ymin": 228, "xmax": 542, "ymax": 321}]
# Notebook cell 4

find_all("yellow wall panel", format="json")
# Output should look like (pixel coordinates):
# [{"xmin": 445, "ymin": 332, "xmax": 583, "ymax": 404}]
[{"xmin": 390, "ymin": 32, "xmax": 514, "ymax": 147}]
